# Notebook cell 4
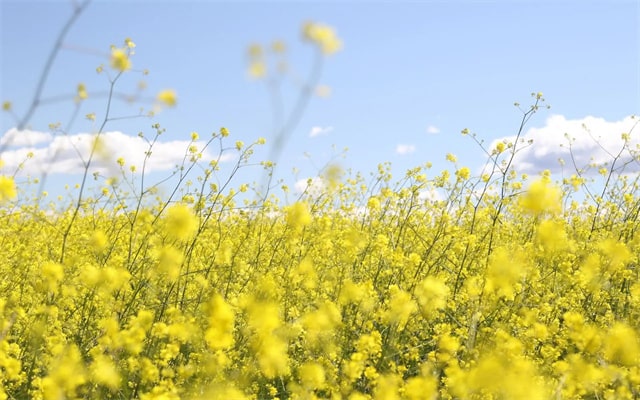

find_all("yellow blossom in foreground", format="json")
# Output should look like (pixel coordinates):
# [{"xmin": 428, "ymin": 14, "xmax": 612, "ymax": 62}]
[
  {"xmin": 205, "ymin": 294, "xmax": 235, "ymax": 350},
  {"xmin": 271, "ymin": 40, "xmax": 286, "ymax": 53},
  {"xmin": 374, "ymin": 374, "xmax": 401, "ymax": 400},
  {"xmin": 157, "ymin": 245, "xmax": 183, "ymax": 282},
  {"xmin": 384, "ymin": 285, "xmax": 416, "ymax": 328},
  {"xmin": 414, "ymin": 276, "xmax": 449, "ymax": 318},
  {"xmin": 598, "ymin": 237, "xmax": 632, "ymax": 271},
  {"xmin": 247, "ymin": 43, "xmax": 263, "ymax": 58},
  {"xmin": 76, "ymin": 83, "xmax": 88, "ymax": 100},
  {"xmin": 248, "ymin": 304, "xmax": 290, "ymax": 378},
  {"xmin": 201, "ymin": 385, "xmax": 249, "ymax": 400},
  {"xmin": 404, "ymin": 367, "xmax": 438, "ymax": 400},
  {"xmin": 156, "ymin": 89, "xmax": 177, "ymax": 107},
  {"xmin": 248, "ymin": 61, "xmax": 266, "ymax": 78},
  {"xmin": 164, "ymin": 203, "xmax": 198, "ymax": 241},
  {"xmin": 603, "ymin": 322, "xmax": 640, "ymax": 367},
  {"xmin": 536, "ymin": 219, "xmax": 569, "ymax": 252},
  {"xmin": 302, "ymin": 300, "xmax": 341, "ymax": 345},
  {"xmin": 286, "ymin": 202, "xmax": 312, "ymax": 231},
  {"xmin": 519, "ymin": 176, "xmax": 562, "ymax": 215},
  {"xmin": 0, "ymin": 176, "xmax": 17, "ymax": 202},
  {"xmin": 89, "ymin": 354, "xmax": 121, "ymax": 390},
  {"xmin": 42, "ymin": 261, "xmax": 64, "ymax": 292},
  {"xmin": 485, "ymin": 246, "xmax": 526, "ymax": 299},
  {"xmin": 40, "ymin": 345, "xmax": 87, "ymax": 400},
  {"xmin": 455, "ymin": 166, "xmax": 470, "ymax": 180},
  {"xmin": 302, "ymin": 21, "xmax": 342, "ymax": 55},
  {"xmin": 110, "ymin": 48, "xmax": 131, "ymax": 71},
  {"xmin": 298, "ymin": 362, "xmax": 326, "ymax": 390}
]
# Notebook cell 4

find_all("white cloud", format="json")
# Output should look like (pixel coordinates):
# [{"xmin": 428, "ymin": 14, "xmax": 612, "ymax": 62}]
[
  {"xmin": 395, "ymin": 144, "xmax": 416, "ymax": 155},
  {"xmin": 294, "ymin": 177, "xmax": 325, "ymax": 197},
  {"xmin": 309, "ymin": 126, "xmax": 333, "ymax": 138},
  {"xmin": 0, "ymin": 128, "xmax": 53, "ymax": 146},
  {"xmin": 418, "ymin": 187, "xmax": 443, "ymax": 202},
  {"xmin": 426, "ymin": 125, "xmax": 440, "ymax": 134},
  {"xmin": 0, "ymin": 129, "xmax": 234, "ymax": 177},
  {"xmin": 490, "ymin": 115, "xmax": 638, "ymax": 175}
]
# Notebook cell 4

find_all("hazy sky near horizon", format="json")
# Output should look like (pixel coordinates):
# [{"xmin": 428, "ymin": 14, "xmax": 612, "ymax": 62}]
[{"xmin": 1, "ymin": 0, "xmax": 638, "ymax": 200}]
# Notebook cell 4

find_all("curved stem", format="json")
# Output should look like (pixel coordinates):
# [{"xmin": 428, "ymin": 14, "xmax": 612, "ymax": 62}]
[{"xmin": 17, "ymin": 0, "xmax": 91, "ymax": 130}]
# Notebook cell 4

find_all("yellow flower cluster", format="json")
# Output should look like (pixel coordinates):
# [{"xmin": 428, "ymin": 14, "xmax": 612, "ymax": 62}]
[
  {"xmin": 302, "ymin": 21, "xmax": 343, "ymax": 55},
  {"xmin": 1, "ymin": 155, "xmax": 638, "ymax": 399}
]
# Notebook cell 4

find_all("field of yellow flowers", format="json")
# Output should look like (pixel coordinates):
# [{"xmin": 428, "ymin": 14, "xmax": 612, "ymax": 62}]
[
  {"xmin": 1, "ymin": 10, "xmax": 639, "ymax": 399},
  {"xmin": 1, "ymin": 122, "xmax": 640, "ymax": 399}
]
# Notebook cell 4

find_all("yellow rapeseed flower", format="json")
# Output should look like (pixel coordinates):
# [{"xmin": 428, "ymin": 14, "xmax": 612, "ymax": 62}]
[
  {"xmin": 415, "ymin": 276, "xmax": 450, "ymax": 318},
  {"xmin": 248, "ymin": 61, "xmax": 266, "ymax": 79},
  {"xmin": 157, "ymin": 245, "xmax": 183, "ymax": 282},
  {"xmin": 40, "ymin": 345, "xmax": 87, "ymax": 400},
  {"xmin": 205, "ymin": 294, "xmax": 235, "ymax": 350},
  {"xmin": 603, "ymin": 322, "xmax": 639, "ymax": 367},
  {"xmin": 384, "ymin": 285, "xmax": 416, "ymax": 328},
  {"xmin": 110, "ymin": 48, "xmax": 131, "ymax": 71},
  {"xmin": 42, "ymin": 261, "xmax": 64, "ymax": 292},
  {"xmin": 156, "ymin": 89, "xmax": 177, "ymax": 107},
  {"xmin": 456, "ymin": 166, "xmax": 470, "ymax": 181},
  {"xmin": 0, "ymin": 176, "xmax": 17, "ymax": 202},
  {"xmin": 286, "ymin": 202, "xmax": 312, "ymax": 231},
  {"xmin": 298, "ymin": 362, "xmax": 326, "ymax": 390},
  {"xmin": 164, "ymin": 203, "xmax": 198, "ymax": 241},
  {"xmin": 271, "ymin": 40, "xmax": 286, "ymax": 53},
  {"xmin": 76, "ymin": 83, "xmax": 88, "ymax": 100},
  {"xmin": 536, "ymin": 219, "xmax": 569, "ymax": 252},
  {"xmin": 519, "ymin": 176, "xmax": 562, "ymax": 215},
  {"xmin": 485, "ymin": 246, "xmax": 526, "ymax": 299},
  {"xmin": 302, "ymin": 22, "xmax": 342, "ymax": 55},
  {"xmin": 90, "ymin": 354, "xmax": 121, "ymax": 390}
]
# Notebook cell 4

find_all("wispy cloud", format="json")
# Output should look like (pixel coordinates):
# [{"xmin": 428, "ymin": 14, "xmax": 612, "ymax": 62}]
[
  {"xmin": 491, "ymin": 115, "xmax": 638, "ymax": 175},
  {"xmin": 0, "ymin": 128, "xmax": 53, "ymax": 147},
  {"xmin": 294, "ymin": 177, "xmax": 325, "ymax": 197},
  {"xmin": 418, "ymin": 187, "xmax": 443, "ymax": 202},
  {"xmin": 0, "ymin": 129, "xmax": 234, "ymax": 177},
  {"xmin": 309, "ymin": 126, "xmax": 333, "ymax": 138},
  {"xmin": 395, "ymin": 144, "xmax": 416, "ymax": 155},
  {"xmin": 426, "ymin": 125, "xmax": 440, "ymax": 134}
]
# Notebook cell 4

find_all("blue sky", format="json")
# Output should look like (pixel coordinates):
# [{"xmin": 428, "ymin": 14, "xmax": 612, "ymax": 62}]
[{"xmin": 1, "ymin": 0, "xmax": 638, "ymax": 202}]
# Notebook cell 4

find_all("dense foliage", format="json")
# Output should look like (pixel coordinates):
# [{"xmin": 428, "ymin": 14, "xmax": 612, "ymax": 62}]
[{"xmin": 1, "ymin": 124, "xmax": 639, "ymax": 399}]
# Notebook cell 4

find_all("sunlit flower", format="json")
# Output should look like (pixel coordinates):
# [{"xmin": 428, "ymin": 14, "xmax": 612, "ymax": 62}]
[
  {"xmin": 110, "ymin": 48, "xmax": 131, "ymax": 71},
  {"xmin": 302, "ymin": 21, "xmax": 342, "ymax": 55},
  {"xmin": 0, "ymin": 176, "xmax": 17, "ymax": 202},
  {"xmin": 156, "ymin": 89, "xmax": 177, "ymax": 107},
  {"xmin": 519, "ymin": 176, "xmax": 562, "ymax": 215},
  {"xmin": 164, "ymin": 203, "xmax": 198, "ymax": 241}
]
